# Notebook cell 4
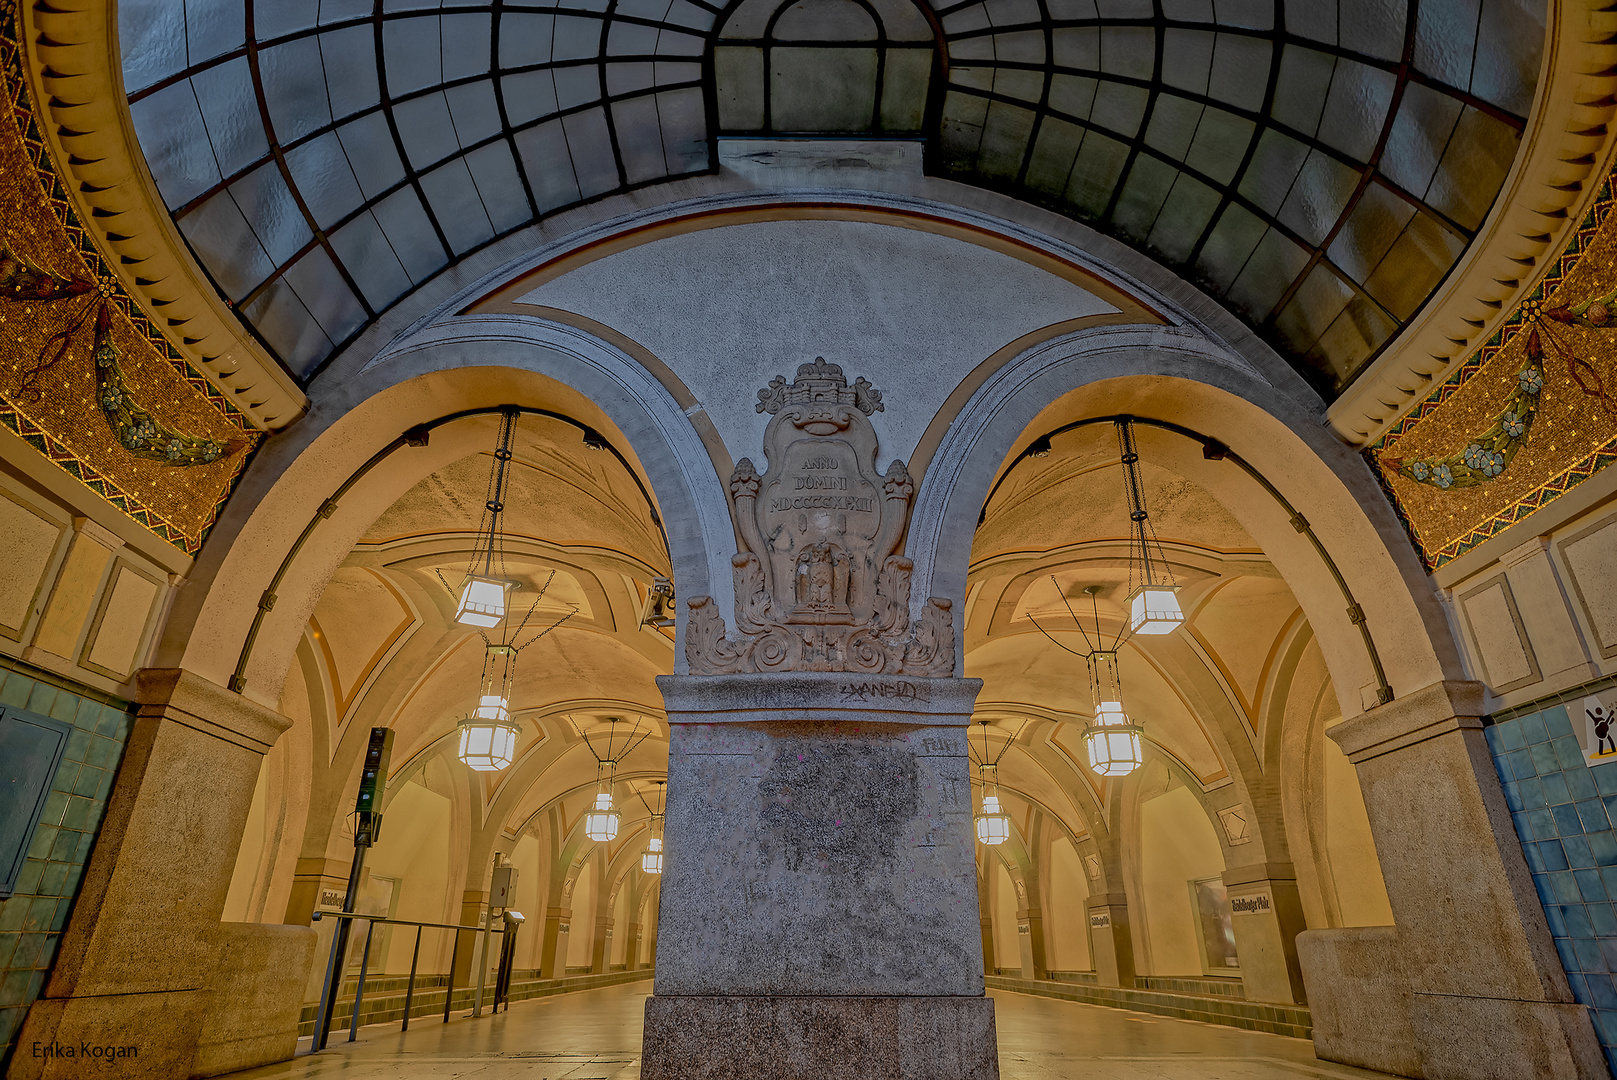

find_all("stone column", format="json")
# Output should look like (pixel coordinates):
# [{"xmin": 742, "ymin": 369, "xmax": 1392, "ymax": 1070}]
[
  {"xmin": 1324, "ymin": 680, "xmax": 1605, "ymax": 1078},
  {"xmin": 538, "ymin": 905, "xmax": 570, "ymax": 978},
  {"xmin": 1221, "ymin": 862, "xmax": 1306, "ymax": 1003},
  {"xmin": 624, "ymin": 921, "xmax": 643, "ymax": 970},
  {"xmin": 454, "ymin": 889, "xmax": 489, "ymax": 986},
  {"xmin": 1023, "ymin": 907, "xmax": 1048, "ymax": 980},
  {"xmin": 640, "ymin": 673, "xmax": 998, "ymax": 1080},
  {"xmin": 1084, "ymin": 893, "xmax": 1135, "ymax": 987},
  {"xmin": 591, "ymin": 915, "xmax": 613, "ymax": 973},
  {"xmin": 976, "ymin": 858, "xmax": 996, "ymax": 974},
  {"xmin": 15, "ymin": 669, "xmax": 316, "ymax": 1080}
]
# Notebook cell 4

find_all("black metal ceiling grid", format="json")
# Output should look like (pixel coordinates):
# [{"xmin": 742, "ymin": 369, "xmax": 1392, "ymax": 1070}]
[
  {"xmin": 124, "ymin": 0, "xmax": 719, "ymax": 381},
  {"xmin": 118, "ymin": 0, "xmax": 1545, "ymax": 399},
  {"xmin": 926, "ymin": 0, "xmax": 1540, "ymax": 395}
]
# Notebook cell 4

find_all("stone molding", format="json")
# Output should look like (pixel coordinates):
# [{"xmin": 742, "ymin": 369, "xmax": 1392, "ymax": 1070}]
[
  {"xmin": 1084, "ymin": 892, "xmax": 1129, "ymax": 910},
  {"xmin": 1221, "ymin": 861, "xmax": 1298, "ymax": 887},
  {"xmin": 1327, "ymin": 680, "xmax": 1488, "ymax": 764},
  {"xmin": 135, "ymin": 667, "xmax": 291, "ymax": 753},
  {"xmin": 1329, "ymin": 0, "xmax": 1617, "ymax": 444},
  {"xmin": 684, "ymin": 359, "xmax": 958, "ymax": 676},
  {"xmin": 22, "ymin": 0, "xmax": 305, "ymax": 430},
  {"xmin": 657, "ymin": 672, "xmax": 983, "ymax": 724}
]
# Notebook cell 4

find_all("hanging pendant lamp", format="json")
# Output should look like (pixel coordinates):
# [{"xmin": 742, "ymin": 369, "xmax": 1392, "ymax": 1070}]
[
  {"xmin": 975, "ymin": 763, "xmax": 1011, "ymax": 846},
  {"xmin": 641, "ymin": 781, "xmax": 666, "ymax": 874},
  {"xmin": 972, "ymin": 721, "xmax": 1017, "ymax": 846},
  {"xmin": 1081, "ymin": 649, "xmax": 1144, "ymax": 777},
  {"xmin": 1117, "ymin": 419, "xmax": 1184, "ymax": 635},
  {"xmin": 457, "ymin": 643, "xmax": 521, "ymax": 771},
  {"xmin": 580, "ymin": 717, "xmax": 653, "ymax": 841},
  {"xmin": 454, "ymin": 409, "xmax": 519, "ymax": 628}
]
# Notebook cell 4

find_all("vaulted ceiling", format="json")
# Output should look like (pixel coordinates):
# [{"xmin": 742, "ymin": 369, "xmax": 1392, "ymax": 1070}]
[{"xmin": 120, "ymin": 0, "xmax": 1544, "ymax": 396}]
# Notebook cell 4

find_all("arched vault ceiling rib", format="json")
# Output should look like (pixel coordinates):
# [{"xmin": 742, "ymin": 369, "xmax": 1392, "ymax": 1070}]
[{"xmin": 117, "ymin": 0, "xmax": 1545, "ymax": 397}]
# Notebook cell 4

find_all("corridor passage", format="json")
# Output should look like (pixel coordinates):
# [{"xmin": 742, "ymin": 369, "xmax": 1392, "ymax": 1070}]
[{"xmin": 221, "ymin": 983, "xmax": 1396, "ymax": 1080}]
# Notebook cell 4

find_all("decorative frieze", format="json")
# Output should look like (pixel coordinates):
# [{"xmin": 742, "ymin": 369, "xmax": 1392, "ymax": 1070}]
[{"xmin": 685, "ymin": 358, "xmax": 955, "ymax": 676}]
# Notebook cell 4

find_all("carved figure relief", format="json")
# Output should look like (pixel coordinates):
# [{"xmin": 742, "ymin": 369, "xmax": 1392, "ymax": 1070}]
[{"xmin": 685, "ymin": 358, "xmax": 955, "ymax": 676}]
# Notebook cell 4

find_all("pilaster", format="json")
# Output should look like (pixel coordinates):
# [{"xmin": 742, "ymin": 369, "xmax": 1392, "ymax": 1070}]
[
  {"xmin": 14, "ymin": 669, "xmax": 313, "ymax": 1080},
  {"xmin": 642, "ymin": 672, "xmax": 997, "ymax": 1080},
  {"xmin": 1220, "ymin": 862, "xmax": 1307, "ymax": 1004},
  {"xmin": 1083, "ymin": 892, "xmax": 1136, "ymax": 988},
  {"xmin": 1324, "ymin": 679, "xmax": 1605, "ymax": 1078}
]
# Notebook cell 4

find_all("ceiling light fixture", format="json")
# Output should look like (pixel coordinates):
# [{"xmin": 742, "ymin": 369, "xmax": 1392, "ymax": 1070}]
[
  {"xmin": 581, "ymin": 717, "xmax": 654, "ymax": 842},
  {"xmin": 453, "ymin": 408, "xmax": 519, "ymax": 628},
  {"xmin": 454, "ymin": 570, "xmax": 578, "ymax": 772},
  {"xmin": 970, "ymin": 720, "xmax": 1025, "ymax": 846},
  {"xmin": 1028, "ymin": 583, "xmax": 1147, "ymax": 778},
  {"xmin": 1118, "ymin": 418, "xmax": 1184, "ymax": 635},
  {"xmin": 641, "ymin": 781, "xmax": 667, "ymax": 874}
]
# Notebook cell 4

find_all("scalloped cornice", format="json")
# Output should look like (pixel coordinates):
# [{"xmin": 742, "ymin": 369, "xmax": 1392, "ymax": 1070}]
[
  {"xmin": 22, "ymin": 0, "xmax": 305, "ymax": 430},
  {"xmin": 1329, "ymin": 0, "xmax": 1617, "ymax": 446}
]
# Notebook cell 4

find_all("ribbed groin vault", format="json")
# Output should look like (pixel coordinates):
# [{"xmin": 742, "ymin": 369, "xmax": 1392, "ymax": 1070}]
[{"xmin": 8, "ymin": 1, "xmax": 1617, "ymax": 1080}]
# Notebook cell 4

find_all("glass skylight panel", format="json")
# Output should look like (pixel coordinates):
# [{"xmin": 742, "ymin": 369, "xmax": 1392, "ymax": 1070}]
[
  {"xmin": 283, "ymin": 134, "xmax": 366, "ymax": 228},
  {"xmin": 119, "ymin": 0, "xmax": 192, "ymax": 94},
  {"xmin": 329, "ymin": 213, "xmax": 413, "ymax": 309},
  {"xmin": 192, "ymin": 59, "xmax": 267, "ymax": 179},
  {"xmin": 260, "ymin": 38, "xmax": 334, "ymax": 143},
  {"xmin": 464, "ymin": 144, "xmax": 533, "ymax": 233},
  {"xmin": 129, "ymin": 85, "xmax": 221, "ymax": 207},
  {"xmin": 115, "ymin": 0, "xmax": 1543, "ymax": 394},
  {"xmin": 371, "ymin": 189, "xmax": 450, "ymax": 282}
]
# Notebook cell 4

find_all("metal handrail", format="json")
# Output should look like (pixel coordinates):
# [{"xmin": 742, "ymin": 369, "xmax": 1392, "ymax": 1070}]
[{"xmin": 310, "ymin": 911, "xmax": 506, "ymax": 1047}]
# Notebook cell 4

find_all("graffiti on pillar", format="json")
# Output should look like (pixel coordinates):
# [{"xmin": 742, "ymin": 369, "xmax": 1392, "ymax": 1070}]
[{"xmin": 685, "ymin": 357, "xmax": 955, "ymax": 676}]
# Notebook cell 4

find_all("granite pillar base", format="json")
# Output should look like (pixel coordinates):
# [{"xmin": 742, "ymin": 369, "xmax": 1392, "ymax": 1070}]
[{"xmin": 640, "ymin": 995, "xmax": 999, "ymax": 1080}]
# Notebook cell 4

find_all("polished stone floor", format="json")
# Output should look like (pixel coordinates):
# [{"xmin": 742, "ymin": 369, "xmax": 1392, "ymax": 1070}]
[{"xmin": 226, "ymin": 983, "xmax": 1396, "ymax": 1079}]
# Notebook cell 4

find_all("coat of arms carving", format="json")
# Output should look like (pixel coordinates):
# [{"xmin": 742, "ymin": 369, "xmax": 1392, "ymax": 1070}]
[{"xmin": 685, "ymin": 358, "xmax": 954, "ymax": 676}]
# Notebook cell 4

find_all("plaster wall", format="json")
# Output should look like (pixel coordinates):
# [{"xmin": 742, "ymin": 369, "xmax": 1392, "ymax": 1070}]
[
  {"xmin": 571, "ymin": 867, "xmax": 596, "ymax": 972},
  {"xmin": 511, "ymin": 834, "xmax": 543, "ymax": 969},
  {"xmin": 364, "ymin": 781, "xmax": 453, "ymax": 974},
  {"xmin": 1045, "ymin": 836, "xmax": 1091, "ymax": 972},
  {"xmin": 991, "ymin": 861, "xmax": 1019, "ymax": 971},
  {"xmin": 1321, "ymin": 720, "xmax": 1394, "ymax": 927},
  {"xmin": 1137, "ymin": 786, "xmax": 1227, "ymax": 978},
  {"xmin": 516, "ymin": 219, "xmax": 1118, "ymax": 471},
  {"xmin": 222, "ymin": 761, "xmax": 270, "ymax": 924}
]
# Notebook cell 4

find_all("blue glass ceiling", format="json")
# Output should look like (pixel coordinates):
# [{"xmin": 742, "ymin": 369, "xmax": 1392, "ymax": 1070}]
[{"xmin": 119, "ymin": 0, "xmax": 1545, "ymax": 395}]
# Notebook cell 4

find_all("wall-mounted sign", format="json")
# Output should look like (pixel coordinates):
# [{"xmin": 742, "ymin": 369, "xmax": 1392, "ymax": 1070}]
[
  {"xmin": 1089, "ymin": 912, "xmax": 1111, "ymax": 929},
  {"xmin": 1230, "ymin": 891, "xmax": 1272, "ymax": 917},
  {"xmin": 1581, "ymin": 693, "xmax": 1617, "ymax": 763}
]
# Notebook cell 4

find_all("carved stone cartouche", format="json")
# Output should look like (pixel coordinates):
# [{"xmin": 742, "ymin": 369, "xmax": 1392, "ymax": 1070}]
[{"xmin": 685, "ymin": 358, "xmax": 955, "ymax": 676}]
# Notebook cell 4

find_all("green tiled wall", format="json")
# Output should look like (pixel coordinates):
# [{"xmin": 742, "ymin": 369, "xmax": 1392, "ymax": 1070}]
[
  {"xmin": 1487, "ymin": 686, "xmax": 1617, "ymax": 1079},
  {"xmin": 0, "ymin": 658, "xmax": 133, "ymax": 1070}
]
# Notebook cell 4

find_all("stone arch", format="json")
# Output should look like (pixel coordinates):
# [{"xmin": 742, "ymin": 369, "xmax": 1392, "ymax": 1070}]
[
  {"xmin": 157, "ymin": 317, "xmax": 736, "ymax": 707},
  {"xmin": 910, "ymin": 325, "xmax": 1465, "ymax": 717}
]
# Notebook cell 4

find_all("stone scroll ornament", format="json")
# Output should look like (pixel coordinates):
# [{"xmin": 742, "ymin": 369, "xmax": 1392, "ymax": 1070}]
[{"xmin": 684, "ymin": 357, "xmax": 955, "ymax": 676}]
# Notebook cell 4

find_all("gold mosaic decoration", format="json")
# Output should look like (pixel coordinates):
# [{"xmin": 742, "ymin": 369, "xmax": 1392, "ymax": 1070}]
[
  {"xmin": 1370, "ymin": 163, "xmax": 1617, "ymax": 570},
  {"xmin": 0, "ymin": 8, "xmax": 258, "ymax": 554}
]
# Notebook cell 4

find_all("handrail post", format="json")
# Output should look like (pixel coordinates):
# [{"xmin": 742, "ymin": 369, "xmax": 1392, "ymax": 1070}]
[
  {"xmin": 444, "ymin": 931, "xmax": 460, "ymax": 1023},
  {"xmin": 402, "ymin": 925, "xmax": 422, "ymax": 1032},
  {"xmin": 311, "ymin": 913, "xmax": 342, "ymax": 1051},
  {"xmin": 348, "ymin": 919, "xmax": 377, "ymax": 1043}
]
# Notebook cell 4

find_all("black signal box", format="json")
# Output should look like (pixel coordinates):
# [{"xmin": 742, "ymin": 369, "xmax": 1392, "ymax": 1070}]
[{"xmin": 356, "ymin": 727, "xmax": 394, "ymax": 816}]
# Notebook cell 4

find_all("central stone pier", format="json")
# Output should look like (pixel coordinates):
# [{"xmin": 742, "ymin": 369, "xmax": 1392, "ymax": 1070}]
[{"xmin": 641, "ymin": 672, "xmax": 997, "ymax": 1080}]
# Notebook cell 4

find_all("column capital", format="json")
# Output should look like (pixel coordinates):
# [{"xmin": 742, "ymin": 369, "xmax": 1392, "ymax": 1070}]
[
  {"xmin": 135, "ymin": 668, "xmax": 291, "ymax": 753},
  {"xmin": 1328, "ymin": 680, "xmax": 1487, "ymax": 764},
  {"xmin": 1222, "ymin": 861, "xmax": 1297, "ymax": 887},
  {"xmin": 656, "ymin": 672, "xmax": 983, "ymax": 725},
  {"xmin": 1084, "ymin": 892, "xmax": 1129, "ymax": 909}
]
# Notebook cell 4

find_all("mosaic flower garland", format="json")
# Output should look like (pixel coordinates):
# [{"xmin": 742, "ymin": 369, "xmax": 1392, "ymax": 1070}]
[
  {"xmin": 92, "ymin": 304, "xmax": 233, "ymax": 466},
  {"xmin": 3, "ymin": 244, "xmax": 230, "ymax": 468},
  {"xmin": 1380, "ymin": 290, "xmax": 1614, "ymax": 491}
]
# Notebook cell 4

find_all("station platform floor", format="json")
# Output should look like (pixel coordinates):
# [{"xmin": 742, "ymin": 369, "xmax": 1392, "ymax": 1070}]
[{"xmin": 224, "ymin": 981, "xmax": 1396, "ymax": 1080}]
